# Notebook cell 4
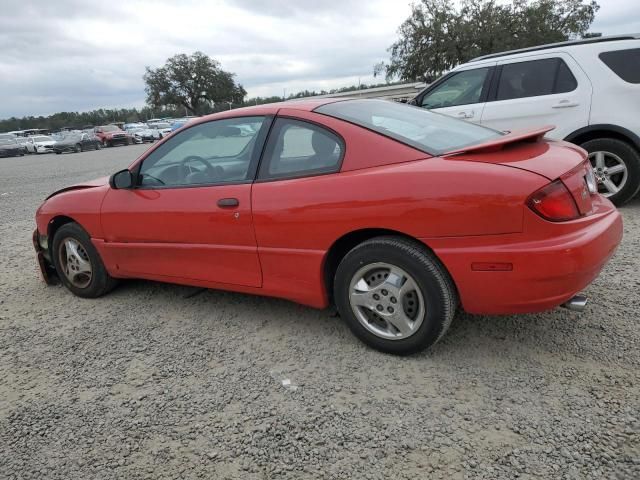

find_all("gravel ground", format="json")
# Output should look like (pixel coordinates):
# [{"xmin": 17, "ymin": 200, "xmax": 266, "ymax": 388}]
[{"xmin": 0, "ymin": 145, "xmax": 638, "ymax": 479}]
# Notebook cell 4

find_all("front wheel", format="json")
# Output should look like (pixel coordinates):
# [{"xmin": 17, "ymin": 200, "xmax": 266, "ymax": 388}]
[
  {"xmin": 334, "ymin": 236, "xmax": 457, "ymax": 355},
  {"xmin": 581, "ymin": 138, "xmax": 640, "ymax": 206},
  {"xmin": 52, "ymin": 223, "xmax": 117, "ymax": 298},
  {"xmin": 95, "ymin": 142, "xmax": 101, "ymax": 150},
  {"xmin": 75, "ymin": 143, "xmax": 82, "ymax": 153}
]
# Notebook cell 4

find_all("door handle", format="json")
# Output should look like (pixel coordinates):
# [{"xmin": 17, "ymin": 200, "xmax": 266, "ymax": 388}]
[
  {"xmin": 456, "ymin": 111, "xmax": 474, "ymax": 119},
  {"xmin": 217, "ymin": 198, "xmax": 239, "ymax": 208},
  {"xmin": 552, "ymin": 100, "xmax": 579, "ymax": 109}
]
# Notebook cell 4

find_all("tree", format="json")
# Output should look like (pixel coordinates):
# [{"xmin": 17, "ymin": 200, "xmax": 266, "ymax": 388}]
[
  {"xmin": 375, "ymin": 0, "xmax": 600, "ymax": 82},
  {"xmin": 143, "ymin": 52, "xmax": 246, "ymax": 115}
]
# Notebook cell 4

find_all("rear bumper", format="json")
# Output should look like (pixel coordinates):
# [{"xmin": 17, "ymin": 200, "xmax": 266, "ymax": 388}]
[{"xmin": 427, "ymin": 198, "xmax": 623, "ymax": 314}]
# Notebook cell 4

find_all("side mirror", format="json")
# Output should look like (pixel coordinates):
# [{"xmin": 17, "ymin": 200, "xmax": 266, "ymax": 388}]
[
  {"xmin": 407, "ymin": 98, "xmax": 418, "ymax": 106},
  {"xmin": 110, "ymin": 169, "xmax": 134, "ymax": 189}
]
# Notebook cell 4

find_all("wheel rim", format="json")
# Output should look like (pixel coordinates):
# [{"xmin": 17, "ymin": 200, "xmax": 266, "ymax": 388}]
[
  {"xmin": 348, "ymin": 262, "xmax": 425, "ymax": 340},
  {"xmin": 58, "ymin": 237, "xmax": 93, "ymax": 288},
  {"xmin": 589, "ymin": 151, "xmax": 628, "ymax": 197}
]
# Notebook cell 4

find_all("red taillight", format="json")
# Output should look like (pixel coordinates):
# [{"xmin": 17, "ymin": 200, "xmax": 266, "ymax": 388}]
[{"xmin": 527, "ymin": 180, "xmax": 581, "ymax": 222}]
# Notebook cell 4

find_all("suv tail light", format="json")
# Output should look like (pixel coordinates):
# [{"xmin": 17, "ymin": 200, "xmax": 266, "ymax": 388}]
[{"xmin": 527, "ymin": 180, "xmax": 581, "ymax": 222}]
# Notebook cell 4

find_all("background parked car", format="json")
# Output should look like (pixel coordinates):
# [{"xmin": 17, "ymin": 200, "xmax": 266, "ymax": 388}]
[
  {"xmin": 129, "ymin": 127, "xmax": 159, "ymax": 143},
  {"xmin": 147, "ymin": 122, "xmax": 172, "ymax": 138},
  {"xmin": 94, "ymin": 125, "xmax": 131, "ymax": 147},
  {"xmin": 14, "ymin": 136, "xmax": 30, "ymax": 154},
  {"xmin": 0, "ymin": 135, "xmax": 25, "ymax": 157},
  {"xmin": 410, "ymin": 34, "xmax": 640, "ymax": 205},
  {"xmin": 53, "ymin": 133, "xmax": 101, "ymax": 154},
  {"xmin": 26, "ymin": 135, "xmax": 56, "ymax": 154}
]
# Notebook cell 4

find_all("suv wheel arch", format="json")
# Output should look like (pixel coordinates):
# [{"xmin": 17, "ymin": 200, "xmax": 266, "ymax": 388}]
[{"xmin": 564, "ymin": 124, "xmax": 640, "ymax": 152}]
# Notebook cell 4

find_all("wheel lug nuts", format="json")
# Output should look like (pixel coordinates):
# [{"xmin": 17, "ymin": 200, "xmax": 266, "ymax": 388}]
[
  {"xmin": 376, "ymin": 305, "xmax": 383, "ymax": 311},
  {"xmin": 381, "ymin": 289, "xmax": 388, "ymax": 296},
  {"xmin": 373, "ymin": 294, "xmax": 380, "ymax": 300},
  {"xmin": 390, "ymin": 297, "xmax": 397, "ymax": 304},
  {"xmin": 387, "ymin": 307, "xmax": 394, "ymax": 313}
]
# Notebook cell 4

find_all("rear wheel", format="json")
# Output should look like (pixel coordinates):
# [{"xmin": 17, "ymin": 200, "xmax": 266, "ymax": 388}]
[
  {"xmin": 334, "ymin": 236, "xmax": 457, "ymax": 355},
  {"xmin": 581, "ymin": 138, "xmax": 640, "ymax": 206},
  {"xmin": 75, "ymin": 143, "xmax": 82, "ymax": 153},
  {"xmin": 103, "ymin": 139, "xmax": 110, "ymax": 148},
  {"xmin": 95, "ymin": 142, "xmax": 101, "ymax": 150},
  {"xmin": 52, "ymin": 223, "xmax": 117, "ymax": 298}
]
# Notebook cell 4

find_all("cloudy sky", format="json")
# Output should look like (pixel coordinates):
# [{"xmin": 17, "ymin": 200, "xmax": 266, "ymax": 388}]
[{"xmin": 1, "ymin": 0, "xmax": 639, "ymax": 119}]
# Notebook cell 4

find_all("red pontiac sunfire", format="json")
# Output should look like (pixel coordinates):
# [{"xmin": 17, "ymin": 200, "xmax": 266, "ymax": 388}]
[{"xmin": 34, "ymin": 99, "xmax": 622, "ymax": 354}]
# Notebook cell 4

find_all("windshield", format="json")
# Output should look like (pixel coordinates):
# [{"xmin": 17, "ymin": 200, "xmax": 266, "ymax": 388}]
[{"xmin": 315, "ymin": 99, "xmax": 503, "ymax": 155}]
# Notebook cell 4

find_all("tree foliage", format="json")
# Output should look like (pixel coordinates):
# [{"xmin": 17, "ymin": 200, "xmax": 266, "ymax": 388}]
[
  {"xmin": 376, "ymin": 0, "xmax": 600, "ymax": 81},
  {"xmin": 144, "ymin": 52, "xmax": 246, "ymax": 115}
]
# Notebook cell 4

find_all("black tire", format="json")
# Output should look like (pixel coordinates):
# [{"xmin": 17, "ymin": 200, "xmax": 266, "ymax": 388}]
[
  {"xmin": 51, "ymin": 223, "xmax": 117, "ymax": 298},
  {"xmin": 75, "ymin": 143, "xmax": 82, "ymax": 153},
  {"xmin": 580, "ymin": 138, "xmax": 640, "ymax": 206},
  {"xmin": 55, "ymin": 151, "xmax": 61, "ymax": 155},
  {"xmin": 103, "ymin": 140, "xmax": 110, "ymax": 148},
  {"xmin": 334, "ymin": 236, "xmax": 457, "ymax": 355},
  {"xmin": 95, "ymin": 142, "xmax": 101, "ymax": 150}
]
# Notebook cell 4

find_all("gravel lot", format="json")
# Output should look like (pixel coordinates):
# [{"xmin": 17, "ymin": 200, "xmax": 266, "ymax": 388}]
[{"xmin": 1, "ymin": 145, "xmax": 638, "ymax": 479}]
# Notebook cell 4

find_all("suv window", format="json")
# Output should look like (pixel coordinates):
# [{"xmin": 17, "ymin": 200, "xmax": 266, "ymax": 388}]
[
  {"xmin": 599, "ymin": 48, "xmax": 640, "ymax": 84},
  {"xmin": 496, "ymin": 58, "xmax": 577, "ymax": 101},
  {"xmin": 259, "ymin": 118, "xmax": 343, "ymax": 180},
  {"xmin": 138, "ymin": 116, "xmax": 266, "ymax": 187},
  {"xmin": 421, "ymin": 68, "xmax": 490, "ymax": 109}
]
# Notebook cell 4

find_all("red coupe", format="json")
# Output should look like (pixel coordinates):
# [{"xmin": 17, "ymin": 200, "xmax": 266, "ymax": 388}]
[{"xmin": 34, "ymin": 99, "xmax": 622, "ymax": 354}]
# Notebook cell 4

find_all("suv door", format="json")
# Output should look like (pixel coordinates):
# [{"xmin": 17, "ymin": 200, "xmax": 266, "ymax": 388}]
[
  {"xmin": 415, "ymin": 64, "xmax": 496, "ymax": 123},
  {"xmin": 100, "ymin": 116, "xmax": 272, "ymax": 287},
  {"xmin": 480, "ymin": 53, "xmax": 592, "ymax": 140}
]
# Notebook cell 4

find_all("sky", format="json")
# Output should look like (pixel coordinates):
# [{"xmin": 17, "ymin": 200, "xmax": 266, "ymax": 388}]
[{"xmin": 1, "ymin": 0, "xmax": 639, "ymax": 119}]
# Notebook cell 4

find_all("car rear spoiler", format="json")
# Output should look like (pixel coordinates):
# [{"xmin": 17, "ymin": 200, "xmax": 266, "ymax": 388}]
[{"xmin": 444, "ymin": 125, "xmax": 555, "ymax": 155}]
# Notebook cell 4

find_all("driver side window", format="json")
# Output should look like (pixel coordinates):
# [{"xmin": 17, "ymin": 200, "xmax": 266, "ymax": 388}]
[
  {"xmin": 138, "ymin": 116, "xmax": 266, "ymax": 188},
  {"xmin": 421, "ymin": 68, "xmax": 490, "ymax": 109}
]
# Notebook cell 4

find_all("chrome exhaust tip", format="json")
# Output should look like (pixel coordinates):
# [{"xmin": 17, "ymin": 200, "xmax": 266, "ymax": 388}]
[{"xmin": 562, "ymin": 294, "xmax": 588, "ymax": 313}]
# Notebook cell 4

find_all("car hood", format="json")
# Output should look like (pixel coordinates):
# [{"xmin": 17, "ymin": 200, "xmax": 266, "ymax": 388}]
[
  {"xmin": 444, "ymin": 125, "xmax": 587, "ymax": 180},
  {"xmin": 46, "ymin": 176, "xmax": 110, "ymax": 200},
  {"xmin": 0, "ymin": 144, "xmax": 21, "ymax": 150},
  {"xmin": 35, "ymin": 140, "xmax": 56, "ymax": 146}
]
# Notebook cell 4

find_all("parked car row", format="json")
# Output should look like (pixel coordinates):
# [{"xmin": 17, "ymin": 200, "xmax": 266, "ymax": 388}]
[{"xmin": 0, "ymin": 118, "xmax": 195, "ymax": 157}]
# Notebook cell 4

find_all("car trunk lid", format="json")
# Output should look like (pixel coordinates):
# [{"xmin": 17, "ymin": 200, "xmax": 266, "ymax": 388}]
[{"xmin": 444, "ymin": 125, "xmax": 595, "ymax": 215}]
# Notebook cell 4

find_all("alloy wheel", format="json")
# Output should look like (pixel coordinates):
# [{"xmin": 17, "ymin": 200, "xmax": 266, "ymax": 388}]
[
  {"xmin": 58, "ymin": 237, "xmax": 93, "ymax": 288},
  {"xmin": 589, "ymin": 151, "xmax": 628, "ymax": 197},
  {"xmin": 348, "ymin": 262, "xmax": 425, "ymax": 340}
]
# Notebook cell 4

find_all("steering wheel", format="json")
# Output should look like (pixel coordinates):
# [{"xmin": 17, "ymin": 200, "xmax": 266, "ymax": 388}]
[{"xmin": 180, "ymin": 155, "xmax": 215, "ymax": 181}]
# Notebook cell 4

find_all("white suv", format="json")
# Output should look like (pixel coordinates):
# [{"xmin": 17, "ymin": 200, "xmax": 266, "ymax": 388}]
[{"xmin": 411, "ymin": 34, "xmax": 640, "ymax": 205}]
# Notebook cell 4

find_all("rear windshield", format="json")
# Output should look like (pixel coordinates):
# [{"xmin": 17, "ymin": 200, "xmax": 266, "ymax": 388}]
[
  {"xmin": 315, "ymin": 99, "xmax": 502, "ymax": 155},
  {"xmin": 599, "ymin": 48, "xmax": 640, "ymax": 84}
]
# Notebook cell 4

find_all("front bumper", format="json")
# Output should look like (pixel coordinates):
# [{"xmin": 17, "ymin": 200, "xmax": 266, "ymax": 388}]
[
  {"xmin": 33, "ymin": 229, "xmax": 57, "ymax": 285},
  {"xmin": 428, "ymin": 197, "xmax": 623, "ymax": 315}
]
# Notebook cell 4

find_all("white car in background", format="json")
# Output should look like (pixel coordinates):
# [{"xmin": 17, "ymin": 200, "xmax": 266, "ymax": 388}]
[
  {"xmin": 26, "ymin": 135, "xmax": 57, "ymax": 154},
  {"xmin": 147, "ymin": 122, "xmax": 172, "ymax": 138},
  {"xmin": 411, "ymin": 34, "xmax": 640, "ymax": 205}
]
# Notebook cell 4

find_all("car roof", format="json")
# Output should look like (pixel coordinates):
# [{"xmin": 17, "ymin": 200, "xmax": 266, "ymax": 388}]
[
  {"xmin": 192, "ymin": 98, "xmax": 346, "ymax": 124},
  {"xmin": 470, "ymin": 33, "xmax": 640, "ymax": 62}
]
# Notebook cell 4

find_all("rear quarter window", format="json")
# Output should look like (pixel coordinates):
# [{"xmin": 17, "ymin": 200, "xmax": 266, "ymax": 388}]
[{"xmin": 599, "ymin": 48, "xmax": 640, "ymax": 84}]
